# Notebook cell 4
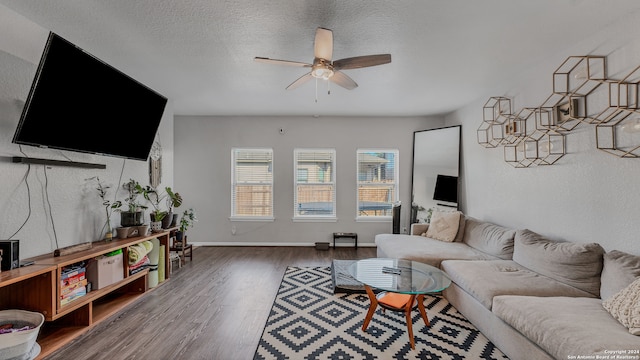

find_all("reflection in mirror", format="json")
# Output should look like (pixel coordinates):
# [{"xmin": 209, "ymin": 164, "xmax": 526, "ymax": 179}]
[{"xmin": 411, "ymin": 125, "xmax": 461, "ymax": 224}]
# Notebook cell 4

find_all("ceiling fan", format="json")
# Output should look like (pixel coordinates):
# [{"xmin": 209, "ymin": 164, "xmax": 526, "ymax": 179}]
[{"xmin": 254, "ymin": 27, "xmax": 391, "ymax": 93}]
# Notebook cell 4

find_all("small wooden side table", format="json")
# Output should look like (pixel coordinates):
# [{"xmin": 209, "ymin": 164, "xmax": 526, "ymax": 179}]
[
  {"xmin": 333, "ymin": 232, "xmax": 357, "ymax": 249},
  {"xmin": 170, "ymin": 233, "xmax": 193, "ymax": 265}
]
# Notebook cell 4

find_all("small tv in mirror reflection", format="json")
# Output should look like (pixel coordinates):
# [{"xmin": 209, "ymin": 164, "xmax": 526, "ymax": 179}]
[{"xmin": 433, "ymin": 174, "xmax": 458, "ymax": 203}]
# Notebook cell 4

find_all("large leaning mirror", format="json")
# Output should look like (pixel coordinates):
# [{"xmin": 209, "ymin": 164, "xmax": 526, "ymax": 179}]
[{"xmin": 411, "ymin": 125, "xmax": 461, "ymax": 224}]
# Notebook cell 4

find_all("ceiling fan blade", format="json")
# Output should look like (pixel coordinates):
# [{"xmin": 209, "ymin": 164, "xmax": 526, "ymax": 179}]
[
  {"xmin": 333, "ymin": 54, "xmax": 391, "ymax": 70},
  {"xmin": 254, "ymin": 57, "xmax": 311, "ymax": 67},
  {"xmin": 314, "ymin": 27, "xmax": 333, "ymax": 61},
  {"xmin": 329, "ymin": 71, "xmax": 358, "ymax": 90},
  {"xmin": 286, "ymin": 72, "xmax": 314, "ymax": 90}
]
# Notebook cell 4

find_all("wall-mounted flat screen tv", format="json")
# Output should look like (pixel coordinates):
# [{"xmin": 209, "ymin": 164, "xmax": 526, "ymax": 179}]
[
  {"xmin": 12, "ymin": 32, "xmax": 167, "ymax": 161},
  {"xmin": 433, "ymin": 174, "xmax": 458, "ymax": 203}
]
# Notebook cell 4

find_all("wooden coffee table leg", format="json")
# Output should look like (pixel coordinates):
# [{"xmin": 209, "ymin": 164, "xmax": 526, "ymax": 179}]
[
  {"xmin": 417, "ymin": 294, "xmax": 430, "ymax": 327},
  {"xmin": 362, "ymin": 285, "xmax": 378, "ymax": 331},
  {"xmin": 405, "ymin": 294, "xmax": 417, "ymax": 349}
]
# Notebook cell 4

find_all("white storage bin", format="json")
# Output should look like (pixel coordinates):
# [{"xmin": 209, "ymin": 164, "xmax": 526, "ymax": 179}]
[
  {"xmin": 0, "ymin": 309, "xmax": 44, "ymax": 360},
  {"xmin": 86, "ymin": 252, "xmax": 124, "ymax": 290}
]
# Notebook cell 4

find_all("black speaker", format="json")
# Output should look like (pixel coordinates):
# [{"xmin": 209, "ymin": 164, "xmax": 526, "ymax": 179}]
[
  {"xmin": 0, "ymin": 240, "xmax": 19, "ymax": 271},
  {"xmin": 392, "ymin": 203, "xmax": 401, "ymax": 234}
]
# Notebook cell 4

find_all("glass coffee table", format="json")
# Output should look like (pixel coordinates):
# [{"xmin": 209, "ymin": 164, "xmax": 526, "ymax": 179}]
[{"xmin": 348, "ymin": 258, "xmax": 451, "ymax": 349}]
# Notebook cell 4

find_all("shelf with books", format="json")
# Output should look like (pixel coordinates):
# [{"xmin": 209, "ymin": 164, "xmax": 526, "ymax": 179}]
[
  {"xmin": 59, "ymin": 261, "xmax": 88, "ymax": 306},
  {"xmin": 3, "ymin": 229, "xmax": 173, "ymax": 359}
]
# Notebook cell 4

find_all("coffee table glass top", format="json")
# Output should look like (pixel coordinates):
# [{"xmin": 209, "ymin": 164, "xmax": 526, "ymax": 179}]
[{"xmin": 348, "ymin": 258, "xmax": 451, "ymax": 294}]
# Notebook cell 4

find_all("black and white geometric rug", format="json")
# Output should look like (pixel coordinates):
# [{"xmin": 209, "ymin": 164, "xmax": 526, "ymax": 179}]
[{"xmin": 254, "ymin": 266, "xmax": 508, "ymax": 360}]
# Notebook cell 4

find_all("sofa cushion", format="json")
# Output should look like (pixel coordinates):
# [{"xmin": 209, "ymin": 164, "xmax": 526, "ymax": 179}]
[
  {"xmin": 453, "ymin": 214, "xmax": 466, "ymax": 243},
  {"xmin": 441, "ymin": 259, "xmax": 596, "ymax": 310},
  {"xmin": 601, "ymin": 250, "xmax": 640, "ymax": 301},
  {"xmin": 512, "ymin": 229, "xmax": 604, "ymax": 297},
  {"xmin": 425, "ymin": 211, "xmax": 461, "ymax": 242},
  {"xmin": 374, "ymin": 233, "xmax": 498, "ymax": 268},
  {"xmin": 415, "ymin": 213, "xmax": 466, "ymax": 242},
  {"xmin": 602, "ymin": 277, "xmax": 640, "ymax": 335},
  {"xmin": 462, "ymin": 217, "xmax": 515, "ymax": 259},
  {"xmin": 493, "ymin": 295, "xmax": 640, "ymax": 360},
  {"xmin": 411, "ymin": 223, "xmax": 429, "ymax": 236}
]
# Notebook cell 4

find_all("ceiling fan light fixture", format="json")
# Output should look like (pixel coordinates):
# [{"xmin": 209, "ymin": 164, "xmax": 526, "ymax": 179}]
[
  {"xmin": 255, "ymin": 27, "xmax": 390, "ymax": 92},
  {"xmin": 311, "ymin": 60, "xmax": 334, "ymax": 80}
]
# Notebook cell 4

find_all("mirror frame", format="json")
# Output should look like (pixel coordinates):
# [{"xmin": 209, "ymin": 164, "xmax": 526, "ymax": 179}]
[{"xmin": 410, "ymin": 125, "xmax": 461, "ymax": 224}]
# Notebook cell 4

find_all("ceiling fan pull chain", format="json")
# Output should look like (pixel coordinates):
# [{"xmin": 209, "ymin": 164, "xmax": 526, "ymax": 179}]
[
  {"xmin": 315, "ymin": 78, "xmax": 318, "ymax": 103},
  {"xmin": 328, "ymin": 80, "xmax": 331, "ymax": 95}
]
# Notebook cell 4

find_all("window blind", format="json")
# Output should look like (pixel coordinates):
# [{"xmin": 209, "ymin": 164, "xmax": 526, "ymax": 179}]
[
  {"xmin": 231, "ymin": 148, "xmax": 273, "ymax": 219},
  {"xmin": 294, "ymin": 148, "xmax": 336, "ymax": 219}
]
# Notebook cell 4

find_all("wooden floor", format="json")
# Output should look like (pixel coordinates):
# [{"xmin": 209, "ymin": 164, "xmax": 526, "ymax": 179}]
[{"xmin": 41, "ymin": 246, "xmax": 377, "ymax": 360}]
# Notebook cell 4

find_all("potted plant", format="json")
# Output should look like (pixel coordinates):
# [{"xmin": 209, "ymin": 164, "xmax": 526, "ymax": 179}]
[
  {"xmin": 176, "ymin": 208, "xmax": 197, "ymax": 243},
  {"xmin": 165, "ymin": 186, "xmax": 183, "ymax": 227},
  {"xmin": 118, "ymin": 179, "xmax": 147, "ymax": 227},
  {"xmin": 411, "ymin": 202, "xmax": 425, "ymax": 225},
  {"xmin": 143, "ymin": 185, "xmax": 168, "ymax": 231},
  {"xmin": 87, "ymin": 176, "xmax": 122, "ymax": 241}
]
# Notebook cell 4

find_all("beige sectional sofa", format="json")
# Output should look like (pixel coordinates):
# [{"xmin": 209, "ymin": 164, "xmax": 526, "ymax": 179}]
[{"xmin": 375, "ymin": 214, "xmax": 640, "ymax": 360}]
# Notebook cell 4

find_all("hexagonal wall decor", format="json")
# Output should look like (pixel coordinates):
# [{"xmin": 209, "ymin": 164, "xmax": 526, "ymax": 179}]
[
  {"xmin": 536, "ymin": 130, "xmax": 566, "ymax": 165},
  {"xmin": 535, "ymin": 93, "xmax": 582, "ymax": 132},
  {"xmin": 483, "ymin": 96, "xmax": 512, "ymax": 123},
  {"xmin": 478, "ymin": 96, "xmax": 514, "ymax": 148},
  {"xmin": 479, "ymin": 54, "xmax": 640, "ymax": 164},
  {"xmin": 501, "ymin": 114, "xmax": 526, "ymax": 145},
  {"xmin": 609, "ymin": 65, "xmax": 640, "ymax": 110},
  {"xmin": 504, "ymin": 139, "xmax": 533, "ymax": 168},
  {"xmin": 503, "ymin": 129, "xmax": 555, "ymax": 168},
  {"xmin": 553, "ymin": 56, "xmax": 606, "ymax": 95},
  {"xmin": 596, "ymin": 108, "xmax": 640, "ymax": 158},
  {"xmin": 477, "ymin": 120, "xmax": 507, "ymax": 148}
]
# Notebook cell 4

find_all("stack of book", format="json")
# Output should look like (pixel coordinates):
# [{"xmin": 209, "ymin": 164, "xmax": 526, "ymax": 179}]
[{"xmin": 60, "ymin": 263, "xmax": 87, "ymax": 306}]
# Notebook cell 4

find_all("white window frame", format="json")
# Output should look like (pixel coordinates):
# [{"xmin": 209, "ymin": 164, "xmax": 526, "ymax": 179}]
[
  {"xmin": 293, "ymin": 148, "xmax": 337, "ymax": 222},
  {"xmin": 230, "ymin": 147, "xmax": 274, "ymax": 221},
  {"xmin": 356, "ymin": 148, "xmax": 399, "ymax": 222}
]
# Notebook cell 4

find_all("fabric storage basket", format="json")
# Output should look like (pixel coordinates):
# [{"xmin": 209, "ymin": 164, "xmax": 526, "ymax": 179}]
[{"xmin": 0, "ymin": 309, "xmax": 44, "ymax": 360}]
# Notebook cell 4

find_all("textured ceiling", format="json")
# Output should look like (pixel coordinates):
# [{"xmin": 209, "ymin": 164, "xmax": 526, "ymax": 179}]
[{"xmin": 2, "ymin": 0, "xmax": 640, "ymax": 117}]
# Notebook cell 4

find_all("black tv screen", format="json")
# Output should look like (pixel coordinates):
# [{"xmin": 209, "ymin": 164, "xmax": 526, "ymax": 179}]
[
  {"xmin": 433, "ymin": 174, "xmax": 458, "ymax": 203},
  {"xmin": 12, "ymin": 32, "xmax": 167, "ymax": 161}
]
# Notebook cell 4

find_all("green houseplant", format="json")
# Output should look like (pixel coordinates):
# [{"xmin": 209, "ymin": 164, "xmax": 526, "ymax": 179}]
[
  {"xmin": 165, "ymin": 186, "xmax": 183, "ymax": 227},
  {"xmin": 142, "ymin": 185, "xmax": 166, "ymax": 221},
  {"xmin": 88, "ymin": 176, "xmax": 122, "ymax": 241},
  {"xmin": 176, "ymin": 208, "xmax": 197, "ymax": 242},
  {"xmin": 118, "ymin": 179, "xmax": 147, "ymax": 227},
  {"xmin": 139, "ymin": 185, "xmax": 167, "ymax": 232},
  {"xmin": 411, "ymin": 202, "xmax": 425, "ymax": 225}
]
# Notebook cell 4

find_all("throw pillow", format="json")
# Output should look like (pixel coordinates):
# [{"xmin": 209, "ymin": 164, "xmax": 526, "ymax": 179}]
[
  {"xmin": 425, "ymin": 211, "xmax": 461, "ymax": 242},
  {"xmin": 453, "ymin": 214, "xmax": 467, "ymax": 242},
  {"xmin": 601, "ymin": 250, "xmax": 640, "ymax": 301},
  {"xmin": 602, "ymin": 277, "xmax": 640, "ymax": 335},
  {"xmin": 462, "ymin": 217, "xmax": 515, "ymax": 259},
  {"xmin": 513, "ymin": 229, "xmax": 604, "ymax": 297}
]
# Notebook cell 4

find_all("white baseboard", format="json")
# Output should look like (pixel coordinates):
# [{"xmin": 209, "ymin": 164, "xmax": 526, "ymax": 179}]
[{"xmin": 190, "ymin": 242, "xmax": 376, "ymax": 247}]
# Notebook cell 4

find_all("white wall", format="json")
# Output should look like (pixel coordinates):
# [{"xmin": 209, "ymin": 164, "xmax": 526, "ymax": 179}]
[
  {"xmin": 447, "ymin": 12, "xmax": 640, "ymax": 254},
  {"xmin": 0, "ymin": 6, "xmax": 175, "ymax": 260},
  {"xmin": 174, "ymin": 115, "xmax": 444, "ymax": 246}
]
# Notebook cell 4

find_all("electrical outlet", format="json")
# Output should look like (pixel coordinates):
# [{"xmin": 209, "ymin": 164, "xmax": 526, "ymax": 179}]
[
  {"xmin": 402, "ymin": 227, "xmax": 407, "ymax": 234},
  {"xmin": 231, "ymin": 225, "xmax": 236, "ymax": 235}
]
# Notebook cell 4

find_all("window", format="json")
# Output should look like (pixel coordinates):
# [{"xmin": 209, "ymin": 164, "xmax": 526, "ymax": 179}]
[
  {"xmin": 294, "ymin": 148, "xmax": 336, "ymax": 220},
  {"xmin": 231, "ymin": 148, "xmax": 273, "ymax": 220},
  {"xmin": 356, "ymin": 149, "xmax": 399, "ymax": 220}
]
